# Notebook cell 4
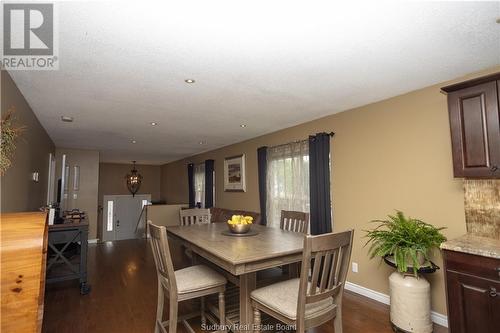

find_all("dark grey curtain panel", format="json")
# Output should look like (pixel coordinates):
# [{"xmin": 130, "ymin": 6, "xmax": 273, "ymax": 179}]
[{"xmin": 309, "ymin": 132, "xmax": 333, "ymax": 235}]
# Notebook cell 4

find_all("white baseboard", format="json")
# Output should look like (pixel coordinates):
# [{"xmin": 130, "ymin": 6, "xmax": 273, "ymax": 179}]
[
  {"xmin": 88, "ymin": 238, "xmax": 99, "ymax": 244},
  {"xmin": 344, "ymin": 281, "xmax": 448, "ymax": 328},
  {"xmin": 345, "ymin": 281, "xmax": 391, "ymax": 305},
  {"xmin": 430, "ymin": 311, "xmax": 448, "ymax": 328}
]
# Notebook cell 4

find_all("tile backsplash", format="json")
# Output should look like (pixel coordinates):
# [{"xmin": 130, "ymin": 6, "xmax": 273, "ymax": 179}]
[{"xmin": 464, "ymin": 179, "xmax": 500, "ymax": 239}]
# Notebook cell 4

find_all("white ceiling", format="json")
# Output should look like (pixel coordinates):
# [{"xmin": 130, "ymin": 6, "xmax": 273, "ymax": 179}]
[{"xmin": 9, "ymin": 0, "xmax": 500, "ymax": 165}]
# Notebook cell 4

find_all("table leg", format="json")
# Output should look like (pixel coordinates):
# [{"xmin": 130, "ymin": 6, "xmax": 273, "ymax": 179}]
[
  {"xmin": 288, "ymin": 262, "xmax": 300, "ymax": 279},
  {"xmin": 79, "ymin": 226, "xmax": 91, "ymax": 295},
  {"xmin": 239, "ymin": 272, "xmax": 256, "ymax": 333}
]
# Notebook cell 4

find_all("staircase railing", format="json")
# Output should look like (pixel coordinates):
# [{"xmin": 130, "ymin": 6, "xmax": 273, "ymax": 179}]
[{"xmin": 134, "ymin": 204, "xmax": 150, "ymax": 239}]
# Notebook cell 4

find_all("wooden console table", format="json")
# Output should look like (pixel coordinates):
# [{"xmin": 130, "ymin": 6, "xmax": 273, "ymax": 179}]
[
  {"xmin": 46, "ymin": 220, "xmax": 91, "ymax": 294},
  {"xmin": 1, "ymin": 212, "xmax": 48, "ymax": 333}
]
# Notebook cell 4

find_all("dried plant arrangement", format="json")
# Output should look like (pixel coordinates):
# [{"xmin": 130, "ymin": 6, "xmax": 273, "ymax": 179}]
[{"xmin": 1, "ymin": 107, "xmax": 25, "ymax": 175}]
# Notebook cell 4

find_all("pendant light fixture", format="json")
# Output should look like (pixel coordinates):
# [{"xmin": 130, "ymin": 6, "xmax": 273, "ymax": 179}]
[{"xmin": 126, "ymin": 161, "xmax": 143, "ymax": 197}]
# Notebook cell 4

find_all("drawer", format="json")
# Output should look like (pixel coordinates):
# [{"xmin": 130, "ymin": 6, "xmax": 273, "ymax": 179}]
[
  {"xmin": 443, "ymin": 250, "xmax": 500, "ymax": 281},
  {"xmin": 48, "ymin": 229, "xmax": 82, "ymax": 245}
]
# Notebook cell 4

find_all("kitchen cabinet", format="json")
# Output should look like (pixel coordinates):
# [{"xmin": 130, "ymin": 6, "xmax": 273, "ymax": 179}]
[
  {"xmin": 442, "ymin": 73, "xmax": 500, "ymax": 178},
  {"xmin": 443, "ymin": 249, "xmax": 500, "ymax": 333}
]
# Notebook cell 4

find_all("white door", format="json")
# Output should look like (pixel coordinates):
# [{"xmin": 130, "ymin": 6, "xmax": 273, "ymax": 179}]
[{"xmin": 102, "ymin": 194, "xmax": 151, "ymax": 241}]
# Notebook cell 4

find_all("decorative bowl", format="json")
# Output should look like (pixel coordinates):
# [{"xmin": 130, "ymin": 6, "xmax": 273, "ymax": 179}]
[{"xmin": 228, "ymin": 223, "xmax": 251, "ymax": 234}]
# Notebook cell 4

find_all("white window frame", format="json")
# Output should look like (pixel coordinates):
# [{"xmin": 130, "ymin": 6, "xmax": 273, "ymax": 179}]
[{"xmin": 106, "ymin": 200, "xmax": 114, "ymax": 232}]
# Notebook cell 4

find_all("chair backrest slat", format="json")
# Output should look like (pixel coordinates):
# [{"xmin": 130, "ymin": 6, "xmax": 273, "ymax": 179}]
[
  {"xmin": 319, "ymin": 250, "xmax": 333, "ymax": 292},
  {"xmin": 179, "ymin": 208, "xmax": 211, "ymax": 226},
  {"xmin": 297, "ymin": 229, "xmax": 354, "ymax": 328},
  {"xmin": 148, "ymin": 221, "xmax": 177, "ymax": 295},
  {"xmin": 280, "ymin": 210, "xmax": 309, "ymax": 234},
  {"xmin": 309, "ymin": 251, "xmax": 323, "ymax": 295},
  {"xmin": 327, "ymin": 249, "xmax": 339, "ymax": 289},
  {"xmin": 337, "ymin": 245, "xmax": 351, "ymax": 291}
]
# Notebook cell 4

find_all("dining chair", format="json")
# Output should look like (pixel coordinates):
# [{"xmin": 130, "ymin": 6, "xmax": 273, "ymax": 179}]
[
  {"xmin": 280, "ymin": 210, "xmax": 309, "ymax": 234},
  {"xmin": 148, "ymin": 221, "xmax": 227, "ymax": 333},
  {"xmin": 251, "ymin": 229, "xmax": 354, "ymax": 333},
  {"xmin": 179, "ymin": 208, "xmax": 211, "ymax": 226},
  {"xmin": 278, "ymin": 210, "xmax": 309, "ymax": 277}
]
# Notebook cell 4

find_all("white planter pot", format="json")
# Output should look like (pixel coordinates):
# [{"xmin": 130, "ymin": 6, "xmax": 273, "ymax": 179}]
[{"xmin": 389, "ymin": 271, "xmax": 433, "ymax": 333}]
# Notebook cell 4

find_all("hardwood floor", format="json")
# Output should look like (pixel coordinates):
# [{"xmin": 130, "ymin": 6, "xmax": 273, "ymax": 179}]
[{"xmin": 42, "ymin": 239, "xmax": 448, "ymax": 333}]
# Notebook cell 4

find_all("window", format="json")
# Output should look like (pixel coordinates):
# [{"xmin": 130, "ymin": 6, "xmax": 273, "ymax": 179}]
[
  {"xmin": 194, "ymin": 163, "xmax": 205, "ymax": 207},
  {"xmin": 266, "ymin": 141, "xmax": 309, "ymax": 227},
  {"xmin": 106, "ymin": 200, "xmax": 114, "ymax": 231},
  {"xmin": 192, "ymin": 162, "xmax": 216, "ymax": 208}
]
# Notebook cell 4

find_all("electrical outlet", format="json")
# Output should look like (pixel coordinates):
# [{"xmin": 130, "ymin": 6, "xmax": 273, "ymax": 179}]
[{"xmin": 352, "ymin": 262, "xmax": 358, "ymax": 273}]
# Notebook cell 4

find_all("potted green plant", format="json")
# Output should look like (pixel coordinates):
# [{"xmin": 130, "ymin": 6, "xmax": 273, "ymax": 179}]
[
  {"xmin": 364, "ymin": 211, "xmax": 446, "ymax": 333},
  {"xmin": 365, "ymin": 210, "xmax": 446, "ymax": 276}
]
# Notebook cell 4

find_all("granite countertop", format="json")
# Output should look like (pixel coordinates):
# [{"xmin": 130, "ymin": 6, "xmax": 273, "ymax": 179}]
[{"xmin": 440, "ymin": 234, "xmax": 500, "ymax": 259}]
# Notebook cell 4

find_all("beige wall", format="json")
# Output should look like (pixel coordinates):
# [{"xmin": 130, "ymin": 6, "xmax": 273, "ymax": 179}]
[
  {"xmin": 160, "ymin": 66, "xmax": 500, "ymax": 316},
  {"xmin": 98, "ymin": 163, "xmax": 161, "ymax": 201},
  {"xmin": 0, "ymin": 71, "xmax": 55, "ymax": 212},
  {"xmin": 56, "ymin": 148, "xmax": 100, "ymax": 239},
  {"xmin": 160, "ymin": 162, "xmax": 190, "ymax": 204},
  {"xmin": 146, "ymin": 204, "xmax": 188, "ymax": 227}
]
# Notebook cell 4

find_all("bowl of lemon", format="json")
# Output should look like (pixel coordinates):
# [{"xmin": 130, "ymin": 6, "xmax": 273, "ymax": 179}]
[{"xmin": 227, "ymin": 215, "xmax": 253, "ymax": 234}]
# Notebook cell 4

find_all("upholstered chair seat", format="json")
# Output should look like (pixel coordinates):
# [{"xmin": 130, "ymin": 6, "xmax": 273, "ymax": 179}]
[
  {"xmin": 251, "ymin": 278, "xmax": 336, "ymax": 320},
  {"xmin": 175, "ymin": 265, "xmax": 226, "ymax": 294}
]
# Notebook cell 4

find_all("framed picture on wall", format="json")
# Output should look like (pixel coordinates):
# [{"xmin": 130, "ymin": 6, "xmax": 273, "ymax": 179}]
[{"xmin": 224, "ymin": 154, "xmax": 246, "ymax": 192}]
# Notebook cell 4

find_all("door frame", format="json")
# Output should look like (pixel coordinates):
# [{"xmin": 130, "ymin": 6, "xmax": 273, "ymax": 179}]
[
  {"xmin": 46, "ymin": 153, "xmax": 56, "ymax": 205},
  {"xmin": 102, "ymin": 194, "xmax": 151, "ymax": 241}
]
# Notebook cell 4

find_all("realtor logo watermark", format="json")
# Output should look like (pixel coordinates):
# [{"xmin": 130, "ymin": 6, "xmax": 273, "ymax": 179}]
[{"xmin": 1, "ymin": 2, "xmax": 59, "ymax": 70}]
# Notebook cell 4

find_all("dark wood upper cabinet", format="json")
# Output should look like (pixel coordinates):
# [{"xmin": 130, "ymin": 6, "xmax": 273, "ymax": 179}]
[{"xmin": 442, "ymin": 73, "xmax": 500, "ymax": 178}]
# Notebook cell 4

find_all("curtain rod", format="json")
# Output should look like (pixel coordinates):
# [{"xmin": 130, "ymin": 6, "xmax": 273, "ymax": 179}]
[
  {"xmin": 266, "ymin": 132, "xmax": 334, "ymax": 150},
  {"xmin": 268, "ymin": 139, "xmax": 309, "ymax": 150}
]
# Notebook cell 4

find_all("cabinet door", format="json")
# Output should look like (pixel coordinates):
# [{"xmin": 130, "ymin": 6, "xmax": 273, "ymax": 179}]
[
  {"xmin": 446, "ymin": 270, "xmax": 500, "ymax": 333},
  {"xmin": 448, "ymin": 81, "xmax": 500, "ymax": 178}
]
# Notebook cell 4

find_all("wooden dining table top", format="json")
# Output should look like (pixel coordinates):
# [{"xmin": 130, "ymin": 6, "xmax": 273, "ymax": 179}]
[
  {"xmin": 1, "ymin": 212, "xmax": 48, "ymax": 333},
  {"xmin": 167, "ymin": 223, "xmax": 305, "ymax": 266}
]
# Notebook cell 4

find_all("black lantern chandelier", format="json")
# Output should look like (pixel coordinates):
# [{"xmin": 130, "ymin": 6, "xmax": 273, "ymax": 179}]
[{"xmin": 126, "ymin": 161, "xmax": 143, "ymax": 197}]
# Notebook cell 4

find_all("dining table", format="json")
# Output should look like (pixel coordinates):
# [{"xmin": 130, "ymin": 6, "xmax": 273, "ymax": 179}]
[{"xmin": 167, "ymin": 222, "xmax": 305, "ymax": 332}]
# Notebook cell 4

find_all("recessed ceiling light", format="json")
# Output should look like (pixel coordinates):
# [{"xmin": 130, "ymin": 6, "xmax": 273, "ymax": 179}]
[
  {"xmin": 497, "ymin": 18, "xmax": 500, "ymax": 24},
  {"xmin": 61, "ymin": 116, "xmax": 74, "ymax": 122},
  {"xmin": 131, "ymin": 140, "xmax": 137, "ymax": 144},
  {"xmin": 150, "ymin": 122, "xmax": 157, "ymax": 126},
  {"xmin": 185, "ymin": 79, "xmax": 195, "ymax": 84},
  {"xmin": 240, "ymin": 124, "xmax": 247, "ymax": 128}
]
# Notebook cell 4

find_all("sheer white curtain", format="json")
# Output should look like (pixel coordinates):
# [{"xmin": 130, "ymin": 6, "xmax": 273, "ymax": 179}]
[
  {"xmin": 266, "ymin": 140, "xmax": 309, "ymax": 227},
  {"xmin": 194, "ymin": 163, "xmax": 205, "ymax": 207}
]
